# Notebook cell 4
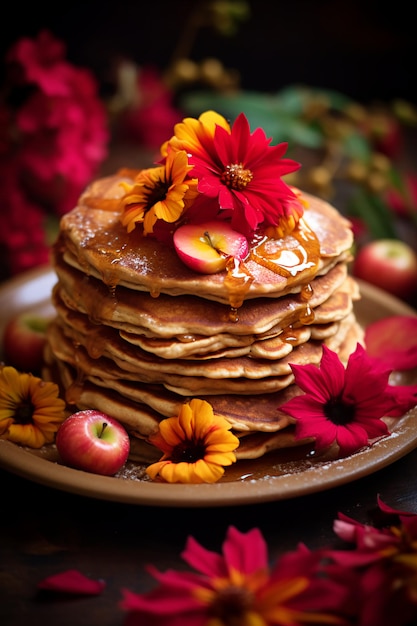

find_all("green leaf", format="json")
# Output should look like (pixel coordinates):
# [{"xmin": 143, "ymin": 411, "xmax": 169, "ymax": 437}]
[
  {"xmin": 388, "ymin": 166, "xmax": 406, "ymax": 192},
  {"xmin": 179, "ymin": 90, "xmax": 325, "ymax": 147},
  {"xmin": 275, "ymin": 84, "xmax": 354, "ymax": 114},
  {"xmin": 347, "ymin": 189, "xmax": 397, "ymax": 239},
  {"xmin": 179, "ymin": 90, "xmax": 271, "ymax": 122},
  {"xmin": 44, "ymin": 214, "xmax": 60, "ymax": 246},
  {"xmin": 269, "ymin": 85, "xmax": 308, "ymax": 116},
  {"xmin": 341, "ymin": 132, "xmax": 372, "ymax": 161},
  {"xmin": 285, "ymin": 120, "xmax": 324, "ymax": 149}
]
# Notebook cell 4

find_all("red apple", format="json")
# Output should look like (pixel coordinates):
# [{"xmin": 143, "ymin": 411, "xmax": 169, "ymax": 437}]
[
  {"xmin": 2, "ymin": 311, "xmax": 49, "ymax": 373},
  {"xmin": 55, "ymin": 410, "xmax": 130, "ymax": 476},
  {"xmin": 352, "ymin": 239, "xmax": 417, "ymax": 300},
  {"xmin": 173, "ymin": 220, "xmax": 249, "ymax": 274}
]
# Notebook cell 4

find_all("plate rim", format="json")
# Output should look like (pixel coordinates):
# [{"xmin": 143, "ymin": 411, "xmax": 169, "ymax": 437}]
[{"xmin": 1, "ymin": 266, "xmax": 417, "ymax": 507}]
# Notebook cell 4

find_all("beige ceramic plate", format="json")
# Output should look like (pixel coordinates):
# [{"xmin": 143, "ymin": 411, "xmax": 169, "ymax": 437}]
[{"xmin": 0, "ymin": 266, "xmax": 416, "ymax": 508}]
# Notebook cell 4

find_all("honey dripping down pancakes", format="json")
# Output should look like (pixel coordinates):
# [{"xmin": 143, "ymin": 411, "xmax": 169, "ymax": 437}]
[{"xmin": 43, "ymin": 111, "xmax": 363, "ymax": 463}]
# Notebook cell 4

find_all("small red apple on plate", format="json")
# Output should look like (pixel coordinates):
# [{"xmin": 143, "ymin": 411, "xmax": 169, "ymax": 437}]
[
  {"xmin": 173, "ymin": 220, "xmax": 249, "ymax": 273},
  {"xmin": 352, "ymin": 239, "xmax": 417, "ymax": 300},
  {"xmin": 2, "ymin": 311, "xmax": 49, "ymax": 373},
  {"xmin": 55, "ymin": 410, "xmax": 130, "ymax": 476}
]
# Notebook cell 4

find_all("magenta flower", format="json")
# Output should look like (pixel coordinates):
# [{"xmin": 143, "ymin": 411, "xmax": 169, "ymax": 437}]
[
  {"xmin": 279, "ymin": 343, "xmax": 417, "ymax": 458},
  {"xmin": 331, "ymin": 497, "xmax": 417, "ymax": 562},
  {"xmin": 0, "ymin": 30, "xmax": 108, "ymax": 276},
  {"xmin": 325, "ymin": 497, "xmax": 417, "ymax": 626},
  {"xmin": 120, "ymin": 525, "xmax": 350, "ymax": 625},
  {"xmin": 186, "ymin": 111, "xmax": 303, "ymax": 236},
  {"xmin": 0, "ymin": 170, "xmax": 50, "ymax": 274},
  {"xmin": 120, "ymin": 65, "xmax": 184, "ymax": 149},
  {"xmin": 364, "ymin": 315, "xmax": 417, "ymax": 371}
]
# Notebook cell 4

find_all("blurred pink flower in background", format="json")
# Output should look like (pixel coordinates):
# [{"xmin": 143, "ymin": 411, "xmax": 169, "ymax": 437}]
[
  {"xmin": 385, "ymin": 172, "xmax": 417, "ymax": 221},
  {"xmin": 117, "ymin": 64, "xmax": 183, "ymax": 150},
  {"xmin": 0, "ymin": 30, "xmax": 109, "ymax": 277}
]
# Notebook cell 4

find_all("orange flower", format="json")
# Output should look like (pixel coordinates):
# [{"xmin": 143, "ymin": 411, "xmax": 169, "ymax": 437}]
[
  {"xmin": 146, "ymin": 398, "xmax": 239, "ymax": 484},
  {"xmin": 120, "ymin": 148, "xmax": 198, "ymax": 235},
  {"xmin": 160, "ymin": 109, "xmax": 231, "ymax": 158},
  {"xmin": 0, "ymin": 365, "xmax": 66, "ymax": 448}
]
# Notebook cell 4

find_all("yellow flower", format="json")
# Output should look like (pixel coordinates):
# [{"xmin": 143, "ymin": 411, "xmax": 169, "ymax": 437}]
[
  {"xmin": 0, "ymin": 365, "xmax": 66, "ymax": 448},
  {"xmin": 160, "ymin": 109, "xmax": 231, "ymax": 158},
  {"xmin": 146, "ymin": 398, "xmax": 239, "ymax": 484},
  {"xmin": 120, "ymin": 148, "xmax": 198, "ymax": 235}
]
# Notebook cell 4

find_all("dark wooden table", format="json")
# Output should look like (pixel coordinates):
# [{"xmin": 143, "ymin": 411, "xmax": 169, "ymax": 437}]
[{"xmin": 2, "ymin": 446, "xmax": 417, "ymax": 626}]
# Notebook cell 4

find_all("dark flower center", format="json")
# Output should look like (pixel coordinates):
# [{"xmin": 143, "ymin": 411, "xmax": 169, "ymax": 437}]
[
  {"xmin": 145, "ymin": 178, "xmax": 168, "ymax": 211},
  {"xmin": 15, "ymin": 399, "xmax": 35, "ymax": 425},
  {"xmin": 171, "ymin": 439, "xmax": 206, "ymax": 463},
  {"xmin": 221, "ymin": 164, "xmax": 253, "ymax": 190},
  {"xmin": 208, "ymin": 585, "xmax": 253, "ymax": 626},
  {"xmin": 324, "ymin": 397, "xmax": 356, "ymax": 425}
]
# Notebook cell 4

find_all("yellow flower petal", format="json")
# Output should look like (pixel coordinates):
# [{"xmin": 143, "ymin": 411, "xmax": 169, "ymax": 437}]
[
  {"xmin": 119, "ymin": 149, "xmax": 198, "ymax": 235},
  {"xmin": 161, "ymin": 110, "xmax": 231, "ymax": 158},
  {"xmin": 146, "ymin": 398, "xmax": 239, "ymax": 484},
  {"xmin": 0, "ymin": 366, "xmax": 66, "ymax": 449}
]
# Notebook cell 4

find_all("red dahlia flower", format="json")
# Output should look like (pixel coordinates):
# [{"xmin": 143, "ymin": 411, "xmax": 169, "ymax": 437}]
[
  {"xmin": 279, "ymin": 343, "xmax": 417, "ymax": 458},
  {"xmin": 120, "ymin": 525, "xmax": 351, "ymax": 625},
  {"xmin": 163, "ymin": 110, "xmax": 303, "ymax": 237},
  {"xmin": 189, "ymin": 112, "xmax": 303, "ymax": 236}
]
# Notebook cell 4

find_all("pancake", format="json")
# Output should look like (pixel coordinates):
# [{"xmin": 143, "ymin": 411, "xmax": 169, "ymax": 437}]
[
  {"xmin": 44, "ymin": 121, "xmax": 364, "ymax": 466},
  {"xmin": 57, "ymin": 173, "xmax": 353, "ymax": 308},
  {"xmin": 50, "ymin": 273, "xmax": 357, "ymax": 366},
  {"xmin": 52, "ymin": 248, "xmax": 352, "ymax": 339}
]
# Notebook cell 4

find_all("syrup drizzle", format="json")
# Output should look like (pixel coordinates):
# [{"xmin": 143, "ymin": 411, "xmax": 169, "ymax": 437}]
[
  {"xmin": 249, "ymin": 219, "xmax": 320, "ymax": 277},
  {"xmin": 224, "ymin": 256, "xmax": 255, "ymax": 313},
  {"xmin": 177, "ymin": 334, "xmax": 197, "ymax": 343},
  {"xmin": 280, "ymin": 325, "xmax": 300, "ymax": 345},
  {"xmin": 299, "ymin": 304, "xmax": 315, "ymax": 325},
  {"xmin": 223, "ymin": 218, "xmax": 320, "ymax": 322},
  {"xmin": 78, "ymin": 199, "xmax": 321, "ymax": 326}
]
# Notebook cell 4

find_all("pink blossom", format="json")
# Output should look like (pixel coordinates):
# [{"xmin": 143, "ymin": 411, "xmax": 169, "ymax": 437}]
[
  {"xmin": 279, "ymin": 343, "xmax": 417, "ymax": 457},
  {"xmin": 37, "ymin": 569, "xmax": 105, "ymax": 595},
  {"xmin": 0, "ymin": 30, "xmax": 109, "ymax": 275}
]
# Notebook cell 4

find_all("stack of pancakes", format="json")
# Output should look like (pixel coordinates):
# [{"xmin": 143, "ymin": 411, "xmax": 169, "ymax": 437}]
[{"xmin": 44, "ymin": 171, "xmax": 363, "ymax": 461}]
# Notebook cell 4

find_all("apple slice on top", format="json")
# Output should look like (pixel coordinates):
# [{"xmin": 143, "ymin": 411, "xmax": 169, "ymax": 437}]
[{"xmin": 173, "ymin": 221, "xmax": 249, "ymax": 274}]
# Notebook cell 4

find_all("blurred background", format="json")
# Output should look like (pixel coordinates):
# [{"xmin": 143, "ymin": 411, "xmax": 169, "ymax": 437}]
[
  {"xmin": 1, "ymin": 0, "xmax": 416, "ymax": 303},
  {"xmin": 1, "ymin": 0, "xmax": 415, "ymax": 103}
]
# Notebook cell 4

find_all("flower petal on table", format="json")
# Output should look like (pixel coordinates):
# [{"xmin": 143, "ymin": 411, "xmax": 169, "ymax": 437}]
[
  {"xmin": 37, "ymin": 569, "xmax": 106, "ymax": 595},
  {"xmin": 364, "ymin": 315, "xmax": 417, "ymax": 370}
]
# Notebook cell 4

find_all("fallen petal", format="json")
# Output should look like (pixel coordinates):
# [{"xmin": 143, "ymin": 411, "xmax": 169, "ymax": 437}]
[
  {"xmin": 37, "ymin": 569, "xmax": 106, "ymax": 595},
  {"xmin": 365, "ymin": 315, "xmax": 417, "ymax": 370}
]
